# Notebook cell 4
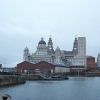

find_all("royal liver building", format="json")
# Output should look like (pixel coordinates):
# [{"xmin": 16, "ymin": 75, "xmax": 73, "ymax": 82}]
[{"xmin": 23, "ymin": 36, "xmax": 86, "ymax": 67}]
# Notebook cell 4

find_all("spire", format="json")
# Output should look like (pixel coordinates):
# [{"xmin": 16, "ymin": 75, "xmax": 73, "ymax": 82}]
[
  {"xmin": 73, "ymin": 37, "xmax": 78, "ymax": 49},
  {"xmin": 41, "ymin": 37, "xmax": 43, "ymax": 41},
  {"xmin": 24, "ymin": 46, "xmax": 29, "ymax": 51},
  {"xmin": 48, "ymin": 36, "xmax": 52, "ymax": 43}
]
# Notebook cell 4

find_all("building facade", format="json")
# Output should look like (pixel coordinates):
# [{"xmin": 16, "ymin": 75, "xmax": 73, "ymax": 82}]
[
  {"xmin": 86, "ymin": 56, "xmax": 96, "ymax": 70},
  {"xmin": 17, "ymin": 61, "xmax": 55, "ymax": 74},
  {"xmin": 23, "ymin": 37, "xmax": 55, "ymax": 64},
  {"xmin": 23, "ymin": 36, "xmax": 86, "ymax": 68},
  {"xmin": 17, "ymin": 61, "xmax": 70, "ymax": 74},
  {"xmin": 97, "ymin": 53, "xmax": 100, "ymax": 68},
  {"xmin": 0, "ymin": 64, "xmax": 2, "ymax": 72},
  {"xmin": 72, "ymin": 37, "xmax": 86, "ymax": 68}
]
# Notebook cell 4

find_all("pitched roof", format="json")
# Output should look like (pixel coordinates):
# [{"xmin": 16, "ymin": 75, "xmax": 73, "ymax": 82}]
[{"xmin": 17, "ymin": 61, "xmax": 34, "ymax": 66}]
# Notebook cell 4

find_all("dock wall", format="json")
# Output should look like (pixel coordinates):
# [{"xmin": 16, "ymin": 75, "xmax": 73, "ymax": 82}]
[{"xmin": 0, "ymin": 75, "xmax": 25, "ymax": 87}]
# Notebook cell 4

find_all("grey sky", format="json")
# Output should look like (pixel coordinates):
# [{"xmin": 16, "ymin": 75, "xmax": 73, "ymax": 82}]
[{"xmin": 0, "ymin": 0, "xmax": 100, "ymax": 67}]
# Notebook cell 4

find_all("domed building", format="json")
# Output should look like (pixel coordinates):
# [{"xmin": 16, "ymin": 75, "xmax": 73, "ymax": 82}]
[
  {"xmin": 24, "ymin": 37, "xmax": 55, "ymax": 64},
  {"xmin": 23, "ymin": 36, "xmax": 86, "ymax": 68}
]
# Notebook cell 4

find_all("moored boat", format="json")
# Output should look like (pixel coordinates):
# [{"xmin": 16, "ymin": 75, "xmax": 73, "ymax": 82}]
[
  {"xmin": 0, "ymin": 93, "xmax": 12, "ymax": 100},
  {"xmin": 43, "ymin": 75, "xmax": 69, "ymax": 80}
]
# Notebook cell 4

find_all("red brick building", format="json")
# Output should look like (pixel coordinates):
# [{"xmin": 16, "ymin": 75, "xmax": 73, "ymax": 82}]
[
  {"xmin": 17, "ymin": 61, "xmax": 34, "ymax": 74},
  {"xmin": 86, "ymin": 56, "xmax": 96, "ymax": 70},
  {"xmin": 17, "ymin": 61, "xmax": 55, "ymax": 74}
]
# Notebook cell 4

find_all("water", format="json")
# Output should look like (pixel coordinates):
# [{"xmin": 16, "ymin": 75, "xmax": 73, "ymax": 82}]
[{"xmin": 0, "ymin": 77, "xmax": 100, "ymax": 100}]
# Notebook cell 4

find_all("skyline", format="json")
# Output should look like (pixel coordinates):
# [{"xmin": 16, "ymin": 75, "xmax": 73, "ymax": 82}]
[{"xmin": 0, "ymin": 0, "xmax": 100, "ymax": 67}]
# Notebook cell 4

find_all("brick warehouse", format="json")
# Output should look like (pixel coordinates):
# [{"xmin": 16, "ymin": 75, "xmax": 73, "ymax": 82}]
[
  {"xmin": 17, "ymin": 61, "xmax": 55, "ymax": 74},
  {"xmin": 86, "ymin": 56, "xmax": 96, "ymax": 70}
]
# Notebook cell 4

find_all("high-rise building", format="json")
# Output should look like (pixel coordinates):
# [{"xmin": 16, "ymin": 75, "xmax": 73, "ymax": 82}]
[{"xmin": 72, "ymin": 37, "xmax": 86, "ymax": 68}]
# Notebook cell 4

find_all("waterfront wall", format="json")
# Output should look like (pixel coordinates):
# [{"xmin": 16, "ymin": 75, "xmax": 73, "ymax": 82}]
[
  {"xmin": 0, "ymin": 75, "xmax": 25, "ymax": 87},
  {"xmin": 22, "ymin": 74, "xmax": 43, "ymax": 80}
]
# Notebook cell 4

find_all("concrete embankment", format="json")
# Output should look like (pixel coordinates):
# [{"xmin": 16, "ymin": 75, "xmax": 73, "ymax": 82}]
[
  {"xmin": 22, "ymin": 74, "xmax": 43, "ymax": 80},
  {"xmin": 0, "ymin": 75, "xmax": 25, "ymax": 87}
]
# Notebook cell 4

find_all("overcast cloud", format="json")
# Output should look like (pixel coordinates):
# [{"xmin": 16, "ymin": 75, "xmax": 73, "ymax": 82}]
[{"xmin": 0, "ymin": 0, "xmax": 100, "ymax": 67}]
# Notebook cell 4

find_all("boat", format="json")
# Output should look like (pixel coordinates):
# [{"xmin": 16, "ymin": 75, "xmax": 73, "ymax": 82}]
[
  {"xmin": 0, "ymin": 93, "xmax": 12, "ymax": 100},
  {"xmin": 43, "ymin": 75, "xmax": 69, "ymax": 81},
  {"xmin": 51, "ymin": 75, "xmax": 69, "ymax": 80}
]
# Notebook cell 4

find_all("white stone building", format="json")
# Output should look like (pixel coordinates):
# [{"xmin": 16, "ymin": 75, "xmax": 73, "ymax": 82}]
[
  {"xmin": 23, "ymin": 37, "xmax": 55, "ymax": 64},
  {"xmin": 97, "ymin": 53, "xmax": 100, "ymax": 68},
  {"xmin": 72, "ymin": 37, "xmax": 86, "ymax": 68},
  {"xmin": 23, "ymin": 36, "xmax": 86, "ymax": 68},
  {"xmin": 55, "ymin": 66, "xmax": 70, "ymax": 73}
]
